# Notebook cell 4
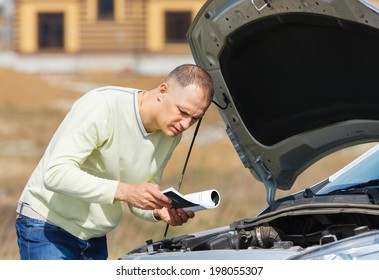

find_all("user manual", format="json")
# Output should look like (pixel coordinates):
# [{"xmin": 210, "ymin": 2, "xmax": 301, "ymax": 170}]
[{"xmin": 162, "ymin": 187, "xmax": 221, "ymax": 212}]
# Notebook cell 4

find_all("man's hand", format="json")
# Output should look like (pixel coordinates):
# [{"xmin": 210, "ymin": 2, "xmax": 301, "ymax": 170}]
[
  {"xmin": 154, "ymin": 207, "xmax": 195, "ymax": 226},
  {"xmin": 114, "ymin": 182, "xmax": 171, "ymax": 210}
]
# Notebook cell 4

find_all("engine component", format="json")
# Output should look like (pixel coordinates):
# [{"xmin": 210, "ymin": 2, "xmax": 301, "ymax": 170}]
[{"xmin": 238, "ymin": 226, "xmax": 282, "ymax": 248}]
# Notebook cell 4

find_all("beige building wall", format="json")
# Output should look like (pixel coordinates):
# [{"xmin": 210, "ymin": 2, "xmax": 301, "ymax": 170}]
[
  {"xmin": 146, "ymin": 0, "xmax": 204, "ymax": 53},
  {"xmin": 15, "ymin": 0, "xmax": 204, "ymax": 54},
  {"xmin": 18, "ymin": 0, "xmax": 80, "ymax": 53}
]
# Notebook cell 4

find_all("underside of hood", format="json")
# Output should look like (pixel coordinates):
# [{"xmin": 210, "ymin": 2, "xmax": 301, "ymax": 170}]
[{"xmin": 187, "ymin": 0, "xmax": 379, "ymax": 205}]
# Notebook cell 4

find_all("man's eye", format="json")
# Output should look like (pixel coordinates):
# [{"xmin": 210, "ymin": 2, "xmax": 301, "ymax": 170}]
[
  {"xmin": 179, "ymin": 107, "xmax": 198, "ymax": 120},
  {"xmin": 179, "ymin": 108, "xmax": 188, "ymax": 115}
]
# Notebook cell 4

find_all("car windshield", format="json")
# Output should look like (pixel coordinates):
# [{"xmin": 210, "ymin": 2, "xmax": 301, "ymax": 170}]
[{"xmin": 317, "ymin": 144, "xmax": 379, "ymax": 195}]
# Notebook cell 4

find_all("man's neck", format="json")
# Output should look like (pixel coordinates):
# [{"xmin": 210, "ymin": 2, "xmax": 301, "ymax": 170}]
[{"xmin": 138, "ymin": 89, "xmax": 158, "ymax": 133}]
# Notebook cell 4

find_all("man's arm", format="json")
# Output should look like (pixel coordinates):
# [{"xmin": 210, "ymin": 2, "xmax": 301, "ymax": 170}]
[
  {"xmin": 114, "ymin": 182, "xmax": 171, "ymax": 210},
  {"xmin": 43, "ymin": 92, "xmax": 118, "ymax": 204}
]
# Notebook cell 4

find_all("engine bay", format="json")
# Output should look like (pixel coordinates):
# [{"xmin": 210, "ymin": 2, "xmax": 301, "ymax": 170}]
[
  {"xmin": 188, "ymin": 212, "xmax": 379, "ymax": 251},
  {"xmin": 127, "ymin": 208, "xmax": 379, "ymax": 255}
]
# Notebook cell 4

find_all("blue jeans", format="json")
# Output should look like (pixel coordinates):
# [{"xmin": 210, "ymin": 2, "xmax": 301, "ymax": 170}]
[{"xmin": 15, "ymin": 215, "xmax": 108, "ymax": 260}]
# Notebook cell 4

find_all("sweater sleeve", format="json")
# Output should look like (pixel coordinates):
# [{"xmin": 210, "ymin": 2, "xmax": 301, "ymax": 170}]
[
  {"xmin": 43, "ymin": 91, "xmax": 119, "ymax": 204},
  {"xmin": 128, "ymin": 206, "xmax": 157, "ymax": 222}
]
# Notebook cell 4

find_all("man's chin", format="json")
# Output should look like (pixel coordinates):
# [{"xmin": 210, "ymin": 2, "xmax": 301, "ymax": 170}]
[{"xmin": 164, "ymin": 129, "xmax": 180, "ymax": 137}]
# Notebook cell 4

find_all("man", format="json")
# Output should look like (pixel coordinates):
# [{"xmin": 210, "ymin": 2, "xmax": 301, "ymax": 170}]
[{"xmin": 15, "ymin": 64, "xmax": 214, "ymax": 260}]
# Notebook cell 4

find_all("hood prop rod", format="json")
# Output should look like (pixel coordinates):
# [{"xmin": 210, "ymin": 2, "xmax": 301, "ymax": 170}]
[{"xmin": 163, "ymin": 118, "xmax": 203, "ymax": 239}]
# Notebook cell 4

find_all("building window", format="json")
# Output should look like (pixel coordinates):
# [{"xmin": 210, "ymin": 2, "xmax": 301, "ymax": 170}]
[
  {"xmin": 38, "ymin": 13, "xmax": 64, "ymax": 50},
  {"xmin": 165, "ymin": 11, "xmax": 192, "ymax": 43},
  {"xmin": 98, "ymin": 0, "xmax": 114, "ymax": 20}
]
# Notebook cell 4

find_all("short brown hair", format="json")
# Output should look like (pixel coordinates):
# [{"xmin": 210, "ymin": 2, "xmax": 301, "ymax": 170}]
[{"xmin": 166, "ymin": 64, "xmax": 214, "ymax": 102}]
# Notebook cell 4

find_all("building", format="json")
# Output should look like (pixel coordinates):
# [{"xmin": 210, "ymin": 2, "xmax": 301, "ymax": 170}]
[{"xmin": 13, "ymin": 0, "xmax": 204, "ymax": 54}]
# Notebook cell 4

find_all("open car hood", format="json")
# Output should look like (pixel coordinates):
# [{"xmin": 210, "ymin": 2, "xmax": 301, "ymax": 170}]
[{"xmin": 187, "ymin": 0, "xmax": 379, "ymax": 205}]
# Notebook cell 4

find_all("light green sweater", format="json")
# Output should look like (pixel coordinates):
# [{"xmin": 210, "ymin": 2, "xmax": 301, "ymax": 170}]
[{"xmin": 19, "ymin": 86, "xmax": 181, "ymax": 240}]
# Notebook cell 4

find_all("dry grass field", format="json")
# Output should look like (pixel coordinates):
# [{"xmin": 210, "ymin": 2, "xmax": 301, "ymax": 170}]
[{"xmin": 0, "ymin": 68, "xmax": 375, "ymax": 260}]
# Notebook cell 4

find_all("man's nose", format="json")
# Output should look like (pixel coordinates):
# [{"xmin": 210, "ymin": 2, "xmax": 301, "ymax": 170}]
[{"xmin": 180, "ymin": 117, "xmax": 193, "ymax": 131}]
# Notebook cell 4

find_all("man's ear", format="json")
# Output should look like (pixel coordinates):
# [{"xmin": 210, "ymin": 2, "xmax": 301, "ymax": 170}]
[{"xmin": 157, "ymin": 83, "xmax": 168, "ymax": 101}]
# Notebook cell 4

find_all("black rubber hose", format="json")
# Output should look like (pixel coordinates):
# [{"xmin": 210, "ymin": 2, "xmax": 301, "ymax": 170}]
[{"xmin": 239, "ymin": 226, "xmax": 282, "ymax": 248}]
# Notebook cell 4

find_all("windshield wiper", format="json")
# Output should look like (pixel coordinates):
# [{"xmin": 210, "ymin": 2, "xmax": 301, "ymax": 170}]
[{"xmin": 328, "ymin": 179, "xmax": 379, "ymax": 194}]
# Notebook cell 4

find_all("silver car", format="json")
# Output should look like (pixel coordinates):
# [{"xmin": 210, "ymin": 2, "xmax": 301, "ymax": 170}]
[{"xmin": 121, "ymin": 0, "xmax": 379, "ymax": 260}]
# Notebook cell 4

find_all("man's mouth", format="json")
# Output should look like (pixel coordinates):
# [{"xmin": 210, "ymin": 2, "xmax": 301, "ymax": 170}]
[{"xmin": 172, "ymin": 126, "xmax": 181, "ymax": 134}]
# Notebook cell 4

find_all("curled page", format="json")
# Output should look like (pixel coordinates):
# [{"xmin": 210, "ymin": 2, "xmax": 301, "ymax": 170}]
[{"xmin": 162, "ymin": 187, "xmax": 221, "ymax": 212}]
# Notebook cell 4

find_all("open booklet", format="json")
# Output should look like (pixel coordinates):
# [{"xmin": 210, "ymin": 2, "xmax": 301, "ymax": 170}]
[{"xmin": 162, "ymin": 187, "xmax": 221, "ymax": 212}]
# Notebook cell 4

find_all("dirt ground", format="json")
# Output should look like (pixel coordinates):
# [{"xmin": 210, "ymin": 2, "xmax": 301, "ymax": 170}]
[{"xmin": 0, "ymin": 68, "xmax": 375, "ymax": 260}]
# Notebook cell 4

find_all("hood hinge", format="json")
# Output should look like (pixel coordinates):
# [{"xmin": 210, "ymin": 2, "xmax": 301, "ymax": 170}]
[{"xmin": 226, "ymin": 126, "xmax": 276, "ymax": 206}]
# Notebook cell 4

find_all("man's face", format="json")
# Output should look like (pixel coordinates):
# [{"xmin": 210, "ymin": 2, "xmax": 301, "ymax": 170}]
[{"xmin": 158, "ymin": 81, "xmax": 211, "ymax": 137}]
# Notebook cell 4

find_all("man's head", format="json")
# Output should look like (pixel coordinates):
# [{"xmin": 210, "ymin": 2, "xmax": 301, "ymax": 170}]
[
  {"xmin": 156, "ymin": 64, "xmax": 214, "ymax": 137},
  {"xmin": 165, "ymin": 64, "xmax": 214, "ymax": 103}
]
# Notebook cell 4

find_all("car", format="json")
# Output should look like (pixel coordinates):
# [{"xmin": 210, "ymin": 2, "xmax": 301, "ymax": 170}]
[{"xmin": 120, "ymin": 0, "xmax": 379, "ymax": 260}]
